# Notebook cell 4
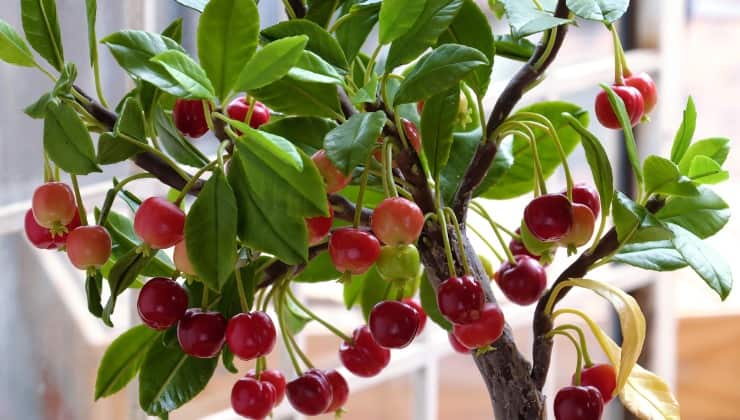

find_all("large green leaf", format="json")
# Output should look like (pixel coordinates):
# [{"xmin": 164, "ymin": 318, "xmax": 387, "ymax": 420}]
[
  {"xmin": 668, "ymin": 223, "xmax": 732, "ymax": 300},
  {"xmin": 43, "ymin": 102, "xmax": 101, "ymax": 175},
  {"xmin": 493, "ymin": 34, "xmax": 536, "ymax": 61},
  {"xmin": 261, "ymin": 116, "xmax": 337, "ymax": 153},
  {"xmin": 102, "ymin": 249, "xmax": 155, "ymax": 326},
  {"xmin": 436, "ymin": 0, "xmax": 495, "ymax": 95},
  {"xmin": 394, "ymin": 44, "xmax": 488, "ymax": 104},
  {"xmin": 422, "ymin": 86, "xmax": 459, "ymax": 177},
  {"xmin": 611, "ymin": 192, "xmax": 672, "ymax": 245},
  {"xmin": 0, "ymin": 19, "xmax": 36, "ymax": 67},
  {"xmin": 98, "ymin": 98, "xmax": 148, "ymax": 164},
  {"xmin": 441, "ymin": 128, "xmax": 482, "ymax": 203},
  {"xmin": 294, "ymin": 251, "xmax": 341, "ymax": 283},
  {"xmin": 687, "ymin": 155, "xmax": 729, "ymax": 184},
  {"xmin": 154, "ymin": 107, "xmax": 210, "ymax": 168},
  {"xmin": 324, "ymin": 111, "xmax": 387, "ymax": 175},
  {"xmin": 670, "ymin": 96, "xmax": 696, "ymax": 164},
  {"xmin": 385, "ymin": 0, "xmax": 464, "ymax": 71},
  {"xmin": 288, "ymin": 50, "xmax": 344, "ymax": 85},
  {"xmin": 21, "ymin": 0, "xmax": 63, "ymax": 70},
  {"xmin": 677, "ymin": 137, "xmax": 730, "ymax": 174},
  {"xmin": 235, "ymin": 35, "xmax": 308, "ymax": 91},
  {"xmin": 151, "ymin": 50, "xmax": 215, "ymax": 99},
  {"xmin": 478, "ymin": 102, "xmax": 588, "ymax": 200},
  {"xmin": 601, "ymin": 84, "xmax": 643, "ymax": 184},
  {"xmin": 262, "ymin": 19, "xmax": 348, "ymax": 69},
  {"xmin": 138, "ymin": 340, "xmax": 219, "ymax": 417},
  {"xmin": 335, "ymin": 1, "xmax": 380, "ymax": 61},
  {"xmin": 643, "ymin": 155, "xmax": 699, "ymax": 197},
  {"xmin": 251, "ymin": 76, "xmax": 343, "ymax": 120},
  {"xmin": 185, "ymin": 170, "xmax": 238, "ymax": 291},
  {"xmin": 378, "ymin": 0, "xmax": 426, "ymax": 44},
  {"xmin": 566, "ymin": 0, "xmax": 629, "ymax": 23},
  {"xmin": 613, "ymin": 240, "xmax": 687, "ymax": 272},
  {"xmin": 498, "ymin": 0, "xmax": 570, "ymax": 37},
  {"xmin": 197, "ymin": 0, "xmax": 259, "ymax": 100},
  {"xmin": 95, "ymin": 325, "xmax": 161, "ymax": 400},
  {"xmin": 655, "ymin": 186, "xmax": 730, "ymax": 239},
  {"xmin": 306, "ymin": 0, "xmax": 340, "ymax": 27},
  {"xmin": 420, "ymin": 272, "xmax": 452, "ymax": 331}
]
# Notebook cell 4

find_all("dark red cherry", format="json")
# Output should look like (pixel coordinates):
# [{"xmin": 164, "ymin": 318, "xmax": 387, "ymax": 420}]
[
  {"xmin": 448, "ymin": 332, "xmax": 469, "ymax": 354},
  {"xmin": 306, "ymin": 203, "xmax": 334, "ymax": 245},
  {"xmin": 24, "ymin": 209, "xmax": 57, "ymax": 249},
  {"xmin": 509, "ymin": 228, "xmax": 541, "ymax": 262},
  {"xmin": 523, "ymin": 194, "xmax": 573, "ymax": 242},
  {"xmin": 569, "ymin": 183, "xmax": 601, "ymax": 218},
  {"xmin": 495, "ymin": 255, "xmax": 547, "ymax": 306},
  {"xmin": 177, "ymin": 308, "xmax": 227, "ymax": 358},
  {"xmin": 624, "ymin": 72, "xmax": 658, "ymax": 114},
  {"xmin": 402, "ymin": 298, "xmax": 427, "ymax": 336},
  {"xmin": 323, "ymin": 369, "xmax": 349, "ymax": 413},
  {"xmin": 231, "ymin": 377, "xmax": 276, "ymax": 419},
  {"xmin": 286, "ymin": 369, "xmax": 333, "ymax": 416},
  {"xmin": 436, "ymin": 275, "xmax": 485, "ymax": 324},
  {"xmin": 226, "ymin": 311, "xmax": 276, "ymax": 360},
  {"xmin": 595, "ymin": 84, "xmax": 644, "ymax": 129},
  {"xmin": 328, "ymin": 228, "xmax": 381, "ymax": 274},
  {"xmin": 173, "ymin": 99, "xmax": 211, "ymax": 138},
  {"xmin": 452, "ymin": 303, "xmax": 505, "ymax": 349},
  {"xmin": 401, "ymin": 118, "xmax": 422, "ymax": 153},
  {"xmin": 137, "ymin": 277, "xmax": 189, "ymax": 330},
  {"xmin": 245, "ymin": 369, "xmax": 286, "ymax": 406},
  {"xmin": 575, "ymin": 363, "xmax": 617, "ymax": 403},
  {"xmin": 226, "ymin": 96, "xmax": 270, "ymax": 129},
  {"xmin": 554, "ymin": 385, "xmax": 604, "ymax": 420},
  {"xmin": 339, "ymin": 325, "xmax": 391, "ymax": 377},
  {"xmin": 369, "ymin": 300, "xmax": 420, "ymax": 349}
]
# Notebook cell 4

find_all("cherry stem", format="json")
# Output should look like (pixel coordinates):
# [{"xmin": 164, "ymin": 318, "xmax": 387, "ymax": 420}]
[
  {"xmin": 470, "ymin": 201, "xmax": 516, "ymax": 264},
  {"xmin": 281, "ymin": 0, "xmax": 297, "ymax": 19},
  {"xmin": 275, "ymin": 288, "xmax": 305, "ymax": 375},
  {"xmin": 244, "ymin": 96, "xmax": 257, "ymax": 127},
  {"xmin": 394, "ymin": 279, "xmax": 406, "ymax": 301},
  {"xmin": 434, "ymin": 183, "xmax": 458, "ymax": 278},
  {"xmin": 467, "ymin": 223, "xmax": 505, "ymax": 263},
  {"xmin": 365, "ymin": 44, "xmax": 382, "ymax": 85},
  {"xmin": 279, "ymin": 287, "xmax": 314, "ymax": 369},
  {"xmin": 384, "ymin": 139, "xmax": 399, "ymax": 198},
  {"xmin": 499, "ymin": 123, "xmax": 547, "ymax": 195},
  {"xmin": 97, "ymin": 173, "xmax": 156, "ymax": 226},
  {"xmin": 533, "ymin": 28, "xmax": 558, "ymax": 71},
  {"xmin": 547, "ymin": 329, "xmax": 584, "ymax": 385},
  {"xmin": 255, "ymin": 356, "xmax": 266, "ymax": 377},
  {"xmin": 234, "ymin": 264, "xmax": 249, "ymax": 313},
  {"xmin": 444, "ymin": 207, "xmax": 472, "ymax": 275},
  {"xmin": 476, "ymin": 94, "xmax": 488, "ymax": 141},
  {"xmin": 174, "ymin": 159, "xmax": 218, "ymax": 206},
  {"xmin": 201, "ymin": 100, "xmax": 216, "ymax": 133},
  {"xmin": 92, "ymin": 57, "xmax": 109, "ymax": 108},
  {"xmin": 118, "ymin": 132, "xmax": 192, "ymax": 182},
  {"xmin": 353, "ymin": 157, "xmax": 372, "ymax": 228},
  {"xmin": 201, "ymin": 286, "xmax": 210, "ymax": 309},
  {"xmin": 287, "ymin": 287, "xmax": 352, "ymax": 342},
  {"xmin": 261, "ymin": 284, "xmax": 278, "ymax": 312},
  {"xmin": 43, "ymin": 153, "xmax": 54, "ymax": 183},
  {"xmin": 553, "ymin": 324, "xmax": 593, "ymax": 367},
  {"xmin": 608, "ymin": 24, "xmax": 627, "ymax": 84},
  {"xmin": 587, "ymin": 212, "xmax": 608, "ymax": 255},
  {"xmin": 70, "ymin": 174, "xmax": 88, "ymax": 226}
]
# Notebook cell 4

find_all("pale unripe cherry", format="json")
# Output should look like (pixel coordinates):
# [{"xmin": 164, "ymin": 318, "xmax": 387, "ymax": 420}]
[
  {"xmin": 66, "ymin": 226, "xmax": 112, "ymax": 270},
  {"xmin": 32, "ymin": 182, "xmax": 77, "ymax": 229},
  {"xmin": 173, "ymin": 240, "xmax": 196, "ymax": 276}
]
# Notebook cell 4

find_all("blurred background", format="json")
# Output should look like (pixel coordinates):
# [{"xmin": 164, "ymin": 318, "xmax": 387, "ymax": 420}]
[{"xmin": 0, "ymin": 0, "xmax": 737, "ymax": 419}]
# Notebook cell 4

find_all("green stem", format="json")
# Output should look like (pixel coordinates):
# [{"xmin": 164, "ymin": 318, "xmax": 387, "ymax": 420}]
[
  {"xmin": 470, "ymin": 201, "xmax": 516, "ymax": 264},
  {"xmin": 587, "ymin": 212, "xmax": 608, "ymax": 255},
  {"xmin": 70, "ymin": 174, "xmax": 88, "ymax": 226},
  {"xmin": 467, "ymin": 223, "xmax": 504, "ymax": 263},
  {"xmin": 97, "ymin": 173, "xmax": 155, "ymax": 225},
  {"xmin": 43, "ymin": 153, "xmax": 54, "ymax": 183},
  {"xmin": 234, "ymin": 264, "xmax": 249, "ymax": 313},
  {"xmin": 385, "ymin": 139, "xmax": 399, "ymax": 198},
  {"xmin": 118, "ymin": 133, "xmax": 192, "ymax": 182},
  {"xmin": 547, "ymin": 329, "xmax": 584, "ymax": 385},
  {"xmin": 282, "ymin": 0, "xmax": 297, "ymax": 19},
  {"xmin": 501, "ymin": 126, "xmax": 547, "ymax": 195},
  {"xmin": 533, "ymin": 29, "xmax": 558, "ymax": 71},
  {"xmin": 287, "ymin": 288, "xmax": 352, "ymax": 342},
  {"xmin": 328, "ymin": 12, "xmax": 352, "ymax": 33},
  {"xmin": 444, "ymin": 207, "xmax": 471, "ymax": 275},
  {"xmin": 279, "ymin": 288, "xmax": 314, "ymax": 369},
  {"xmin": 435, "ymin": 183, "xmax": 457, "ymax": 277},
  {"xmin": 608, "ymin": 24, "xmax": 626, "ymax": 84},
  {"xmin": 35, "ymin": 63, "xmax": 57, "ymax": 82},
  {"xmin": 92, "ymin": 58, "xmax": 109, "ymax": 108},
  {"xmin": 245, "ymin": 96, "xmax": 257, "ymax": 127},
  {"xmin": 353, "ymin": 158, "xmax": 372, "ymax": 228},
  {"xmin": 553, "ymin": 324, "xmax": 593, "ymax": 367},
  {"xmin": 276, "ymin": 291, "xmax": 304, "ymax": 375},
  {"xmin": 477, "ymin": 95, "xmax": 488, "ymax": 142},
  {"xmin": 202, "ymin": 100, "xmax": 215, "ymax": 133},
  {"xmin": 174, "ymin": 160, "xmax": 217, "ymax": 206},
  {"xmin": 365, "ymin": 44, "xmax": 383, "ymax": 85},
  {"xmin": 201, "ymin": 286, "xmax": 210, "ymax": 308}
]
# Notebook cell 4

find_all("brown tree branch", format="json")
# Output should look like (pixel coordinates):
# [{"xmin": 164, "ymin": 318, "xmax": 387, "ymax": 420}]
[
  {"xmin": 287, "ymin": 0, "xmax": 307, "ymax": 18},
  {"xmin": 530, "ymin": 196, "xmax": 666, "ymax": 388}
]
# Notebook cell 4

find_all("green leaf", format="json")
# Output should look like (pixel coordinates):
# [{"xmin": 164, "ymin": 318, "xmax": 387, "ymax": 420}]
[
  {"xmin": 668, "ymin": 223, "xmax": 732, "ymax": 300},
  {"xmin": 420, "ymin": 272, "xmax": 452, "ymax": 331},
  {"xmin": 251, "ymin": 77, "xmax": 343, "ymax": 120},
  {"xmin": 643, "ymin": 155, "xmax": 699, "ymax": 197},
  {"xmin": 261, "ymin": 116, "xmax": 337, "ymax": 153},
  {"xmin": 25, "ymin": 92, "xmax": 55, "ymax": 119},
  {"xmin": 97, "ymin": 98, "xmax": 147, "ymax": 164},
  {"xmin": 479, "ymin": 102, "xmax": 588, "ymax": 199},
  {"xmin": 601, "ymin": 84, "xmax": 643, "ymax": 184},
  {"xmin": 153, "ymin": 107, "xmax": 210, "ymax": 168},
  {"xmin": 379, "ymin": 0, "xmax": 426, "ymax": 44},
  {"xmin": 343, "ymin": 273, "xmax": 364, "ymax": 309},
  {"xmin": 613, "ymin": 240, "xmax": 687, "ymax": 271},
  {"xmin": 294, "ymin": 251, "xmax": 341, "ymax": 283},
  {"xmin": 564, "ymin": 112, "xmax": 614, "ymax": 215},
  {"xmin": 306, "ymin": 0, "xmax": 340, "ymax": 28},
  {"xmin": 103, "ymin": 30, "xmax": 188, "ymax": 97},
  {"xmin": 52, "ymin": 62, "xmax": 77, "ymax": 97},
  {"xmin": 655, "ymin": 186, "xmax": 730, "ymax": 239},
  {"xmin": 612, "ymin": 192, "xmax": 671, "ymax": 244},
  {"xmin": 97, "ymin": 133, "xmax": 142, "ymax": 165},
  {"xmin": 422, "ymin": 86, "xmax": 460, "ymax": 177},
  {"xmin": 197, "ymin": 0, "xmax": 259, "ymax": 101},
  {"xmin": 335, "ymin": 1, "xmax": 380, "ymax": 62},
  {"xmin": 232, "ymin": 123, "xmax": 303, "ymax": 170},
  {"xmin": 262, "ymin": 19, "xmax": 348, "ymax": 69},
  {"xmin": 385, "ymin": 0, "xmax": 464, "ymax": 71},
  {"xmin": 493, "ymin": 34, "xmax": 536, "ymax": 61},
  {"xmin": 104, "ymin": 210, "xmax": 175, "ymax": 277},
  {"xmin": 677, "ymin": 137, "xmax": 730, "ymax": 174},
  {"xmin": 236, "ymin": 35, "xmax": 308, "ymax": 91},
  {"xmin": 151, "ymin": 50, "xmax": 215, "ymax": 99},
  {"xmin": 360, "ymin": 266, "xmax": 387, "ymax": 321},
  {"xmin": 102, "ymin": 249, "xmax": 155, "ymax": 326},
  {"xmin": 84, "ymin": 0, "xmax": 98, "ymax": 66},
  {"xmin": 85, "ymin": 270, "xmax": 103, "ymax": 317},
  {"xmin": 498, "ymin": 0, "xmax": 570, "ymax": 37},
  {"xmin": 218, "ymin": 258, "xmax": 266, "ymax": 318},
  {"xmin": 185, "ymin": 170, "xmax": 238, "ymax": 291},
  {"xmin": 116, "ymin": 97, "xmax": 146, "ymax": 140},
  {"xmin": 687, "ymin": 155, "xmax": 729, "ymax": 184},
  {"xmin": 474, "ymin": 134, "xmax": 515, "ymax": 195},
  {"xmin": 95, "ymin": 325, "xmax": 161, "ymax": 400},
  {"xmin": 394, "ymin": 44, "xmax": 488, "ymax": 104},
  {"xmin": 138, "ymin": 340, "xmax": 218, "ymax": 417},
  {"xmin": 566, "ymin": 0, "xmax": 629, "ymax": 23},
  {"xmin": 282, "ymin": 297, "xmax": 313, "ymax": 335},
  {"xmin": 440, "ymin": 128, "xmax": 481, "ymax": 202},
  {"xmin": 43, "ymin": 102, "xmax": 101, "ymax": 175},
  {"xmin": 436, "ymin": 0, "xmax": 496, "ymax": 95},
  {"xmin": 324, "ymin": 111, "xmax": 387, "ymax": 175},
  {"xmin": 21, "ymin": 0, "xmax": 64, "ymax": 70},
  {"xmin": 351, "ymin": 74, "xmax": 379, "ymax": 105},
  {"xmin": 670, "ymin": 96, "xmax": 696, "ymax": 164},
  {"xmin": 288, "ymin": 50, "xmax": 344, "ymax": 85},
  {"xmin": 222, "ymin": 347, "xmax": 237, "ymax": 374},
  {"xmin": 162, "ymin": 18, "xmax": 184, "ymax": 44},
  {"xmin": 175, "ymin": 0, "xmax": 208, "ymax": 12},
  {"xmin": 0, "ymin": 19, "xmax": 36, "ymax": 67}
]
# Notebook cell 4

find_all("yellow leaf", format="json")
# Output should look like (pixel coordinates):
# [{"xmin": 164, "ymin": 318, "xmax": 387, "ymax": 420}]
[
  {"xmin": 546, "ymin": 278, "xmax": 646, "ymax": 394},
  {"xmin": 554, "ymin": 308, "xmax": 681, "ymax": 419}
]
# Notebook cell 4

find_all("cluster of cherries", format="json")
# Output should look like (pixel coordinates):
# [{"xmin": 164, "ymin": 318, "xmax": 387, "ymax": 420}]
[
  {"xmin": 173, "ymin": 95, "xmax": 271, "ymax": 139},
  {"xmin": 595, "ymin": 71, "xmax": 658, "ymax": 130},
  {"xmin": 555, "ymin": 363, "xmax": 618, "ymax": 420},
  {"xmin": 25, "ymin": 182, "xmax": 112, "ymax": 271}
]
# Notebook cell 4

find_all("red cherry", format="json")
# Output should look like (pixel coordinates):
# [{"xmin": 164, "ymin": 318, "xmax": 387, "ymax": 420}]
[
  {"xmin": 452, "ymin": 303, "xmax": 505, "ymax": 349},
  {"xmin": 509, "ymin": 228, "xmax": 541, "ymax": 262},
  {"xmin": 523, "ymin": 194, "xmax": 573, "ymax": 242},
  {"xmin": 24, "ymin": 209, "xmax": 58, "ymax": 249},
  {"xmin": 32, "ymin": 182, "xmax": 77, "ymax": 229},
  {"xmin": 339, "ymin": 325, "xmax": 391, "ymax": 377},
  {"xmin": 554, "ymin": 385, "xmax": 604, "ymax": 420},
  {"xmin": 436, "ymin": 275, "xmax": 485, "ymax": 325},
  {"xmin": 369, "ymin": 300, "xmax": 420, "ymax": 349},
  {"xmin": 448, "ymin": 332, "xmax": 469, "ymax": 354},
  {"xmin": 173, "ymin": 240, "xmax": 196, "ymax": 276},
  {"xmin": 177, "ymin": 308, "xmax": 227, "ymax": 358},
  {"xmin": 226, "ymin": 97, "xmax": 271, "ymax": 129},
  {"xmin": 401, "ymin": 118, "xmax": 422, "ymax": 153},
  {"xmin": 371, "ymin": 197, "xmax": 424, "ymax": 245},
  {"xmin": 416, "ymin": 101, "xmax": 424, "ymax": 114},
  {"xmin": 575, "ymin": 363, "xmax": 617, "ymax": 403},
  {"xmin": 328, "ymin": 228, "xmax": 381, "ymax": 274},
  {"xmin": 231, "ymin": 377, "xmax": 276, "ymax": 419},
  {"xmin": 402, "ymin": 298, "xmax": 427, "ymax": 336},
  {"xmin": 570, "ymin": 183, "xmax": 601, "ymax": 218},
  {"xmin": 286, "ymin": 369, "xmax": 333, "ymax": 415},
  {"xmin": 311, "ymin": 149, "xmax": 351, "ymax": 194},
  {"xmin": 246, "ymin": 369, "xmax": 286, "ymax": 406},
  {"xmin": 624, "ymin": 72, "xmax": 658, "ymax": 114},
  {"xmin": 173, "ymin": 99, "xmax": 210, "ymax": 138},
  {"xmin": 137, "ymin": 277, "xmax": 189, "ymax": 330},
  {"xmin": 558, "ymin": 204, "xmax": 596, "ymax": 248},
  {"xmin": 306, "ymin": 203, "xmax": 334, "ymax": 245},
  {"xmin": 66, "ymin": 225, "xmax": 112, "ymax": 270},
  {"xmin": 134, "ymin": 197, "xmax": 185, "ymax": 249},
  {"xmin": 323, "ymin": 370, "xmax": 349, "ymax": 413},
  {"xmin": 595, "ymin": 84, "xmax": 644, "ymax": 129},
  {"xmin": 495, "ymin": 255, "xmax": 547, "ymax": 306},
  {"xmin": 226, "ymin": 311, "xmax": 277, "ymax": 360}
]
